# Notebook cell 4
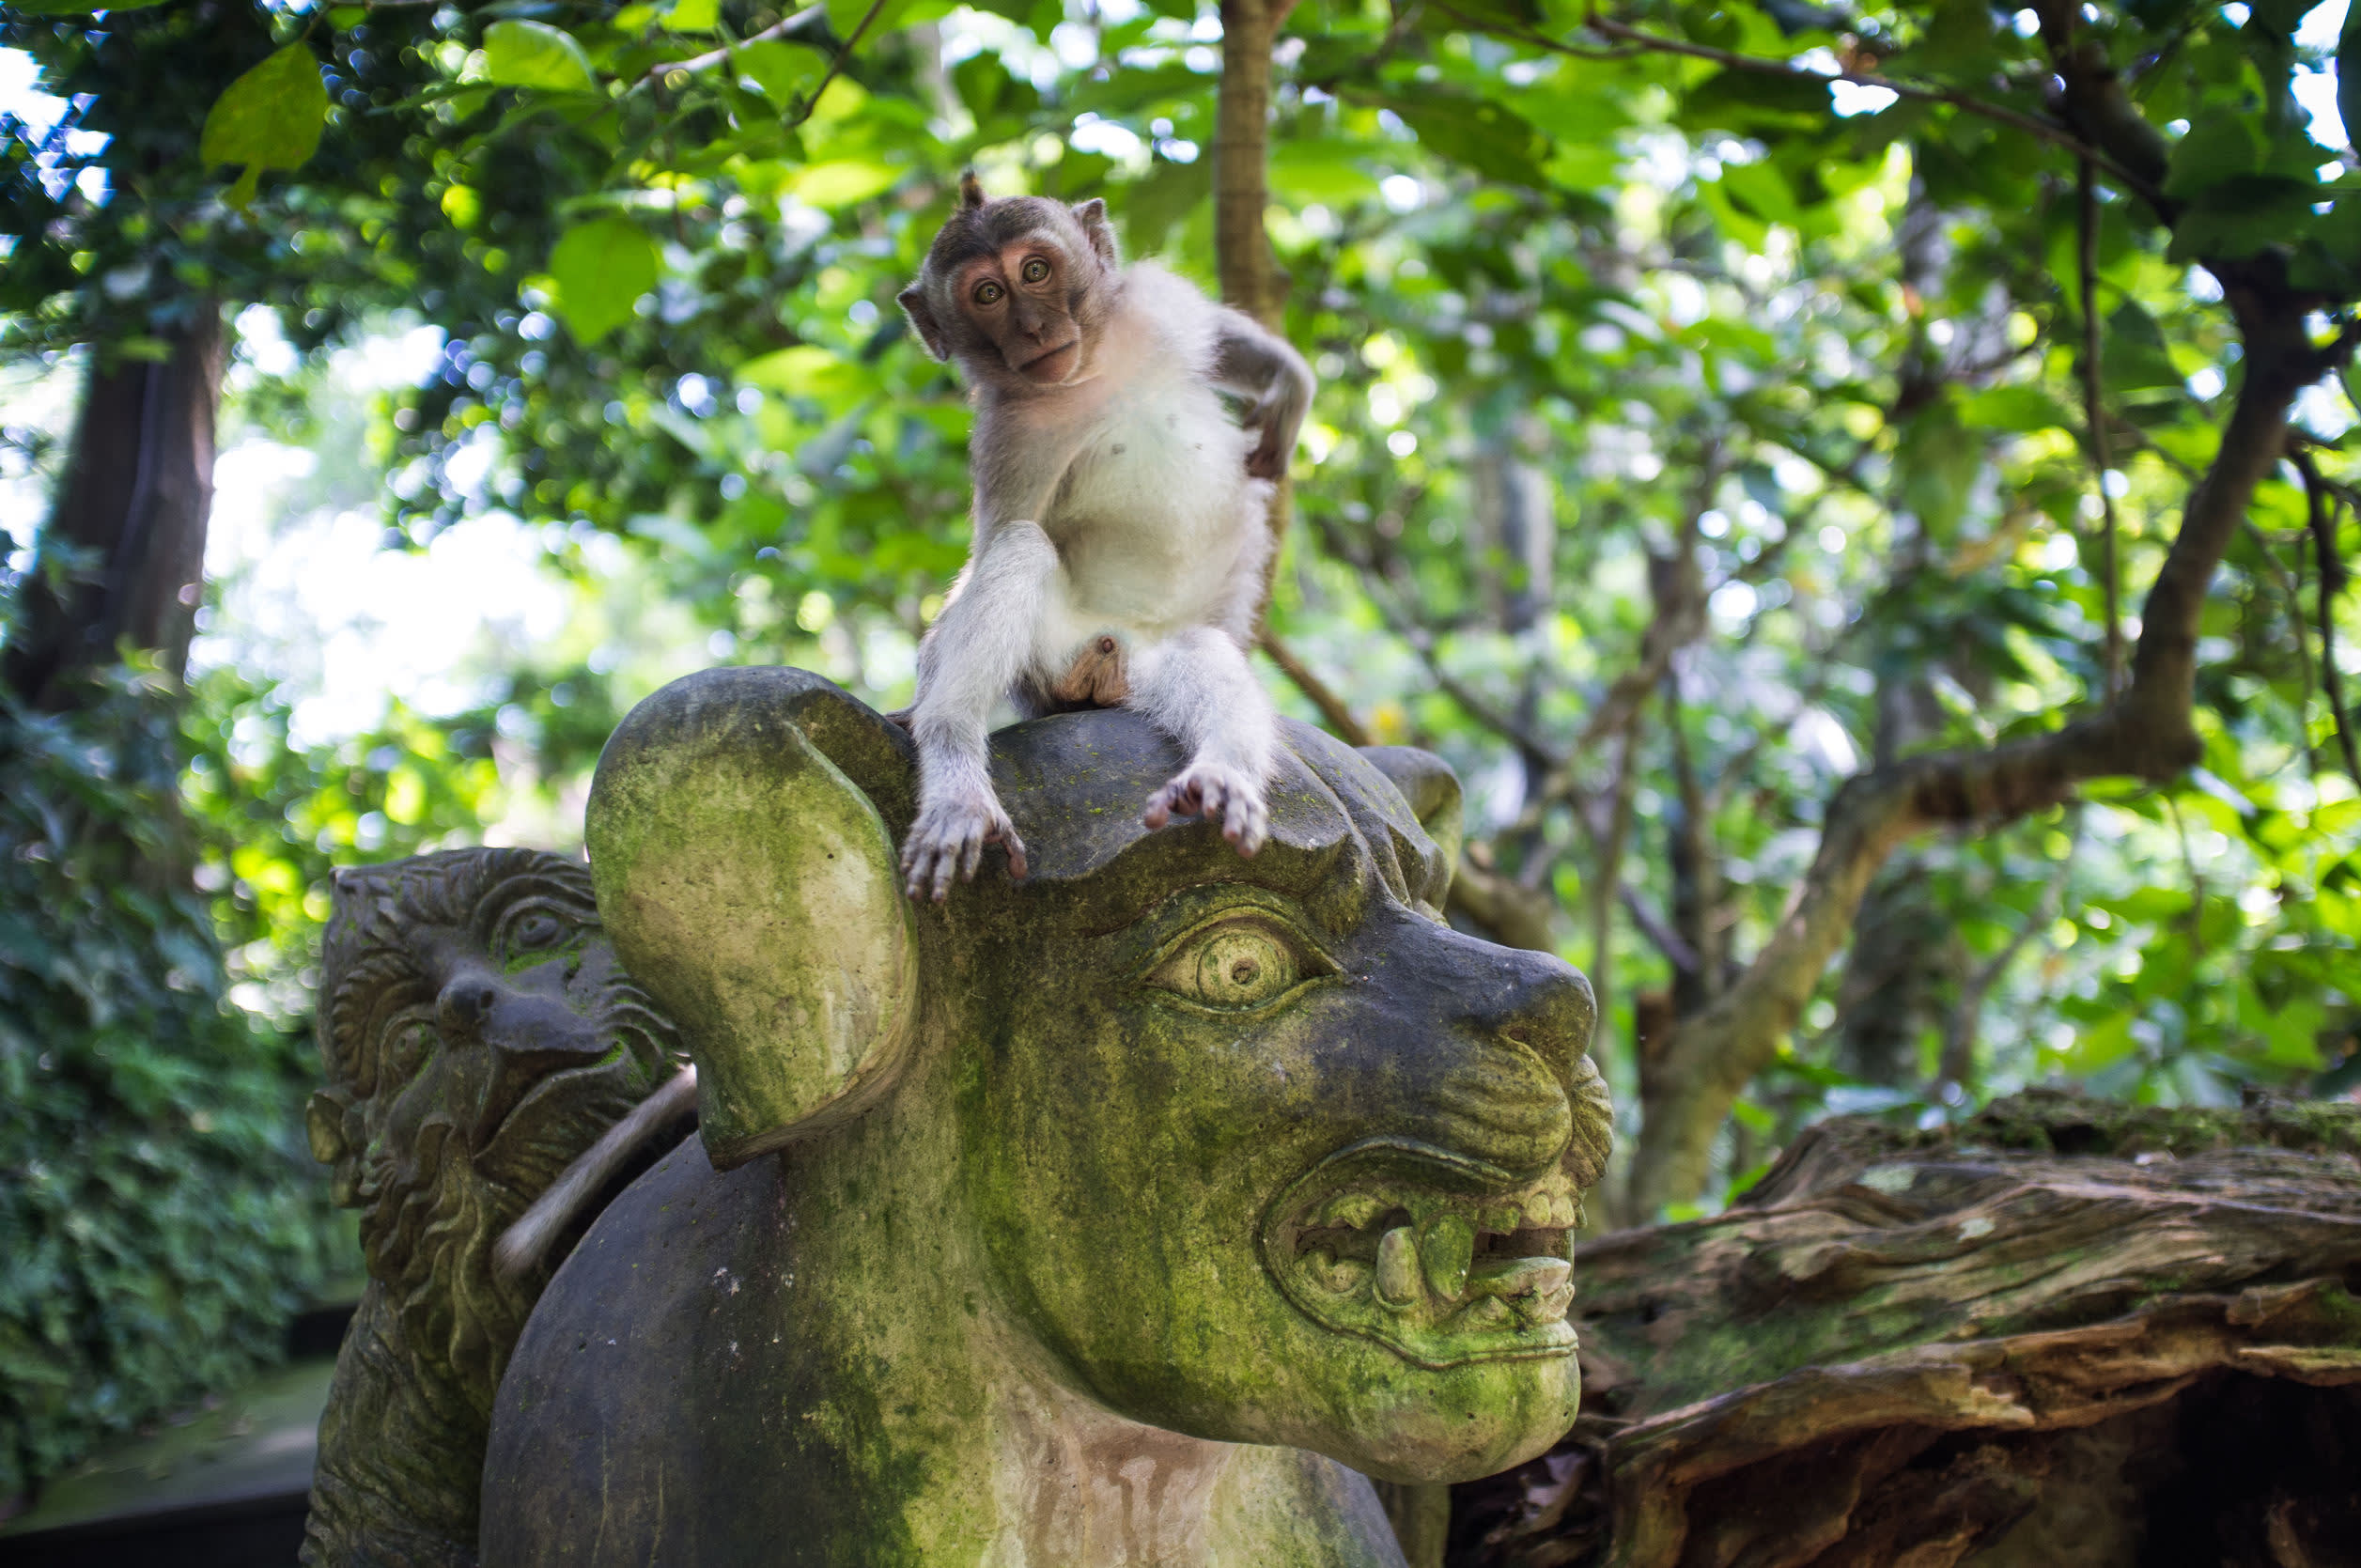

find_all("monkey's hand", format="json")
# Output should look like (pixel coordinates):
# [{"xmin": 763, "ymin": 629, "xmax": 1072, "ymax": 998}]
[
  {"xmin": 1142, "ymin": 762, "xmax": 1269, "ymax": 857},
  {"xmin": 1243, "ymin": 394, "xmax": 1297, "ymax": 481},
  {"xmin": 902, "ymin": 792, "xmax": 1030, "ymax": 902}
]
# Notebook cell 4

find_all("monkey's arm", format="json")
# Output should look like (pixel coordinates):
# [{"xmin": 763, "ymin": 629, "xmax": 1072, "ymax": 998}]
[
  {"xmin": 1211, "ymin": 308, "xmax": 1315, "ymax": 481},
  {"xmin": 903, "ymin": 519, "xmax": 1063, "ymax": 900}
]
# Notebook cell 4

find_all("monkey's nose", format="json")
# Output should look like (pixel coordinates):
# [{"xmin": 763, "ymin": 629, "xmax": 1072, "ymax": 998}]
[{"xmin": 438, "ymin": 974, "xmax": 499, "ymax": 1038}]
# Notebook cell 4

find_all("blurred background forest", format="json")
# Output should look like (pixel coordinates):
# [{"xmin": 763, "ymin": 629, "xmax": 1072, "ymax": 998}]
[{"xmin": 3, "ymin": 0, "xmax": 2359, "ymax": 1514}]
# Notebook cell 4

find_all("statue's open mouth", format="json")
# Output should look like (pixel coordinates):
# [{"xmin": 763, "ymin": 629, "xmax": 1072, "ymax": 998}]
[{"xmin": 1259, "ymin": 1139, "xmax": 1581, "ymax": 1369}]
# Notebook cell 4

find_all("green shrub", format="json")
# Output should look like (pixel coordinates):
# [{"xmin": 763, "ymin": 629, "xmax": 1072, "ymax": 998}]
[{"xmin": 0, "ymin": 668, "xmax": 344, "ymax": 1505}]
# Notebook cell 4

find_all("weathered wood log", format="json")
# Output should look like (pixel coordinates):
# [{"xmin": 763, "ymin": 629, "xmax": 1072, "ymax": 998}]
[{"xmin": 1453, "ymin": 1090, "xmax": 2361, "ymax": 1567}]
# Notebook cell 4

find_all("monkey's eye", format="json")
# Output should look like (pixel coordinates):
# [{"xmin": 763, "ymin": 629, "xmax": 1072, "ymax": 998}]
[
  {"xmin": 1143, "ymin": 914, "xmax": 1327, "ymax": 1013},
  {"xmin": 973, "ymin": 280, "xmax": 1004, "ymax": 305},
  {"xmin": 1020, "ymin": 256, "xmax": 1050, "ymax": 284}
]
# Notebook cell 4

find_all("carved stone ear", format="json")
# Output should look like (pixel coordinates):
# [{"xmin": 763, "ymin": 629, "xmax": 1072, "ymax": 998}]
[
  {"xmin": 898, "ymin": 286, "xmax": 950, "ymax": 361},
  {"xmin": 1070, "ymin": 197, "xmax": 1119, "ymax": 267},
  {"xmin": 305, "ymin": 1090, "xmax": 363, "ymax": 1206},
  {"xmin": 586, "ymin": 668, "xmax": 922, "ymax": 1171},
  {"xmin": 1357, "ymin": 746, "xmax": 1465, "ymax": 893},
  {"xmin": 958, "ymin": 169, "xmax": 987, "ymax": 209}
]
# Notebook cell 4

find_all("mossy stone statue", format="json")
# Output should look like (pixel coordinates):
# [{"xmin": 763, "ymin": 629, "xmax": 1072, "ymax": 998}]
[{"xmin": 480, "ymin": 667, "xmax": 1614, "ymax": 1566}]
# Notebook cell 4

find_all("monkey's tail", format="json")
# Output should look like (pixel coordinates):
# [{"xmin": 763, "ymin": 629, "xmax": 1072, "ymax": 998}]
[{"xmin": 493, "ymin": 1067, "xmax": 701, "ymax": 1290}]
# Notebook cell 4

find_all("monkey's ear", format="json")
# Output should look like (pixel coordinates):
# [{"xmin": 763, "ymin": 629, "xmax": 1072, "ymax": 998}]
[
  {"xmin": 958, "ymin": 169, "xmax": 987, "ymax": 210},
  {"xmin": 1071, "ymin": 197, "xmax": 1119, "ymax": 268},
  {"xmin": 587, "ymin": 667, "xmax": 922, "ymax": 1171},
  {"xmin": 898, "ymin": 286, "xmax": 951, "ymax": 361}
]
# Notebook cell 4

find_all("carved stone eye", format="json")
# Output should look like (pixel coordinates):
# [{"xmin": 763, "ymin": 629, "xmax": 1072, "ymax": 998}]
[
  {"xmin": 513, "ymin": 910, "xmax": 565, "ymax": 950},
  {"xmin": 1148, "ymin": 918, "xmax": 1305, "ymax": 1011},
  {"xmin": 974, "ymin": 280, "xmax": 1004, "ymax": 305},
  {"xmin": 1020, "ymin": 257, "xmax": 1050, "ymax": 283}
]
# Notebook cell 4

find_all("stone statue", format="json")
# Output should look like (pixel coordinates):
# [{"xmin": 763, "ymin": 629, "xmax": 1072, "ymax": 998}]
[
  {"xmin": 474, "ymin": 668, "xmax": 1614, "ymax": 1565},
  {"xmin": 300, "ymin": 848, "xmax": 690, "ymax": 1567}
]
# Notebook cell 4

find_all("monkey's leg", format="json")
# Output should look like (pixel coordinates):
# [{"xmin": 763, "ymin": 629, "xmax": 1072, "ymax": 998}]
[
  {"xmin": 1130, "ymin": 627, "xmax": 1276, "ymax": 856},
  {"xmin": 904, "ymin": 520, "xmax": 1062, "ymax": 901}
]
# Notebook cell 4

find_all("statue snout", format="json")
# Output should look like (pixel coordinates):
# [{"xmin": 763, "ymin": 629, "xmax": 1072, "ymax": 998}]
[{"xmin": 1461, "ymin": 944, "xmax": 1598, "ymax": 1100}]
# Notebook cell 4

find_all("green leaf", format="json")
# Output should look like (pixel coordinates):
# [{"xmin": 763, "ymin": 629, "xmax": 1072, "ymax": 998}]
[
  {"xmin": 2167, "ymin": 174, "xmax": 2322, "ymax": 262},
  {"xmin": 482, "ymin": 21, "xmax": 599, "ymax": 94},
  {"xmin": 2247, "ymin": 0, "xmax": 2310, "ymax": 35},
  {"xmin": 548, "ymin": 217, "xmax": 660, "ymax": 343},
  {"xmin": 827, "ymin": 0, "xmax": 906, "ymax": 41},
  {"xmin": 2098, "ymin": 299, "xmax": 2185, "ymax": 392},
  {"xmin": 2288, "ymin": 198, "xmax": 2361, "ymax": 292},
  {"xmin": 670, "ymin": 0, "xmax": 723, "ymax": 27},
  {"xmin": 1718, "ymin": 160, "xmax": 1805, "ymax": 227},
  {"xmin": 785, "ymin": 159, "xmax": 904, "ymax": 208},
  {"xmin": 1673, "ymin": 68, "xmax": 1831, "ymax": 134},
  {"xmin": 1378, "ymin": 94, "xmax": 1550, "ymax": 188},
  {"xmin": 1894, "ymin": 395, "xmax": 1980, "ymax": 539},
  {"xmin": 2163, "ymin": 111, "xmax": 2263, "ymax": 201},
  {"xmin": 738, "ymin": 345, "xmax": 865, "ymax": 398},
  {"xmin": 1267, "ymin": 141, "xmax": 1381, "ymax": 206},
  {"xmin": 1958, "ymin": 383, "xmax": 2074, "ymax": 433},
  {"xmin": 198, "ymin": 43, "xmax": 328, "ymax": 210},
  {"xmin": 9, "ymin": 0, "xmax": 171, "ymax": 10},
  {"xmin": 735, "ymin": 39, "xmax": 816, "ymax": 103}
]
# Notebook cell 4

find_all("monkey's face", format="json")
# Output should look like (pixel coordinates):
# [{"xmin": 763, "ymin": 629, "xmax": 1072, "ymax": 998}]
[
  {"xmin": 898, "ymin": 192, "xmax": 1120, "ymax": 395},
  {"xmin": 954, "ymin": 239, "xmax": 1092, "ymax": 386}
]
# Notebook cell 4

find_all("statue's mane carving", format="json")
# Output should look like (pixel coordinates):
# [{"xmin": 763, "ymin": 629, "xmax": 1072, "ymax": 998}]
[{"xmin": 302, "ymin": 847, "xmax": 688, "ymax": 1568}]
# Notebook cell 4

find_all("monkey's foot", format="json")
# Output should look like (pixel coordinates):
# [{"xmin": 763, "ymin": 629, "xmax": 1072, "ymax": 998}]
[
  {"xmin": 902, "ymin": 796, "xmax": 1030, "ymax": 902},
  {"xmin": 1142, "ymin": 764, "xmax": 1268, "ymax": 856}
]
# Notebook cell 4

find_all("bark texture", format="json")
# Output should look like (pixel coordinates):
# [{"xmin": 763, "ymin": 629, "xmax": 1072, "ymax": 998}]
[
  {"xmin": 1455, "ymin": 1091, "xmax": 2361, "ymax": 1568},
  {"xmin": 3, "ymin": 312, "xmax": 225, "ymax": 707}
]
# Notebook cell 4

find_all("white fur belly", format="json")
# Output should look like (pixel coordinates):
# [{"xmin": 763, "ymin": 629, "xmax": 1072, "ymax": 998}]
[{"xmin": 1042, "ymin": 388, "xmax": 1258, "ymax": 636}]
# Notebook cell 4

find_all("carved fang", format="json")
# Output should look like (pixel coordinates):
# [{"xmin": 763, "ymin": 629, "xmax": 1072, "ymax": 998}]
[{"xmin": 1375, "ymin": 1227, "xmax": 1419, "ymax": 1307}]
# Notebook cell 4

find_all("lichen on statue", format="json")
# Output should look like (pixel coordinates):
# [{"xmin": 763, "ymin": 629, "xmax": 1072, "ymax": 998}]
[{"xmin": 479, "ymin": 668, "xmax": 1613, "ymax": 1566}]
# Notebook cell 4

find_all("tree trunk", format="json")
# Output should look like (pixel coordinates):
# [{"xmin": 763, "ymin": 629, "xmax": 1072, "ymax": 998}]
[
  {"xmin": 1214, "ymin": 0, "xmax": 1287, "ymax": 331},
  {"xmin": 1452, "ymin": 1092, "xmax": 2361, "ymax": 1567},
  {"xmin": 3, "ymin": 308, "xmax": 225, "ymax": 709},
  {"xmin": 1216, "ymin": 0, "xmax": 1299, "ymax": 631}
]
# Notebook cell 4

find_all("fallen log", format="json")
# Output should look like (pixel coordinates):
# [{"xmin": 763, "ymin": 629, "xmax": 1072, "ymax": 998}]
[{"xmin": 1453, "ymin": 1090, "xmax": 2361, "ymax": 1567}]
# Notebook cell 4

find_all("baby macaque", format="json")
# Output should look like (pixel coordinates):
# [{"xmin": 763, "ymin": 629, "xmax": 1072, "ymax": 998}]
[{"xmin": 893, "ymin": 174, "xmax": 1314, "ymax": 901}]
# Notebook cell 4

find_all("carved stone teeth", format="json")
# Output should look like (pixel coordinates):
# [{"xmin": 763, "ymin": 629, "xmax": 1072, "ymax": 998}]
[
  {"xmin": 1464, "ymin": 1296, "xmax": 1514, "ymax": 1327},
  {"xmin": 1478, "ymin": 1201, "xmax": 1523, "ymax": 1234},
  {"xmin": 1375, "ymin": 1227, "xmax": 1420, "ymax": 1308},
  {"xmin": 1420, "ymin": 1214, "xmax": 1474, "ymax": 1302}
]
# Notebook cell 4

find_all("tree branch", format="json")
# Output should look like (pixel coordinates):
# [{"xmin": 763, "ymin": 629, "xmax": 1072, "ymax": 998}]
[
  {"xmin": 2079, "ymin": 158, "xmax": 2124, "ymax": 699},
  {"xmin": 1628, "ymin": 287, "xmax": 2341, "ymax": 1214},
  {"xmin": 2293, "ymin": 447, "xmax": 2361, "ymax": 788},
  {"xmin": 1510, "ymin": 12, "xmax": 2169, "ymax": 208},
  {"xmin": 1258, "ymin": 629, "xmax": 1374, "ymax": 746},
  {"xmin": 1215, "ymin": 0, "xmax": 1297, "ymax": 631}
]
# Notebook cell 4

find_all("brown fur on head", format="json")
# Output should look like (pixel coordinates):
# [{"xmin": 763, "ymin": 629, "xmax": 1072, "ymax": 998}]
[{"xmin": 897, "ymin": 173, "xmax": 1122, "ymax": 395}]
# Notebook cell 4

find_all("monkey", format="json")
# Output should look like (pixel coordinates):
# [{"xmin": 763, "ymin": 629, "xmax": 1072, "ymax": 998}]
[{"xmin": 893, "ymin": 173, "xmax": 1315, "ymax": 903}]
